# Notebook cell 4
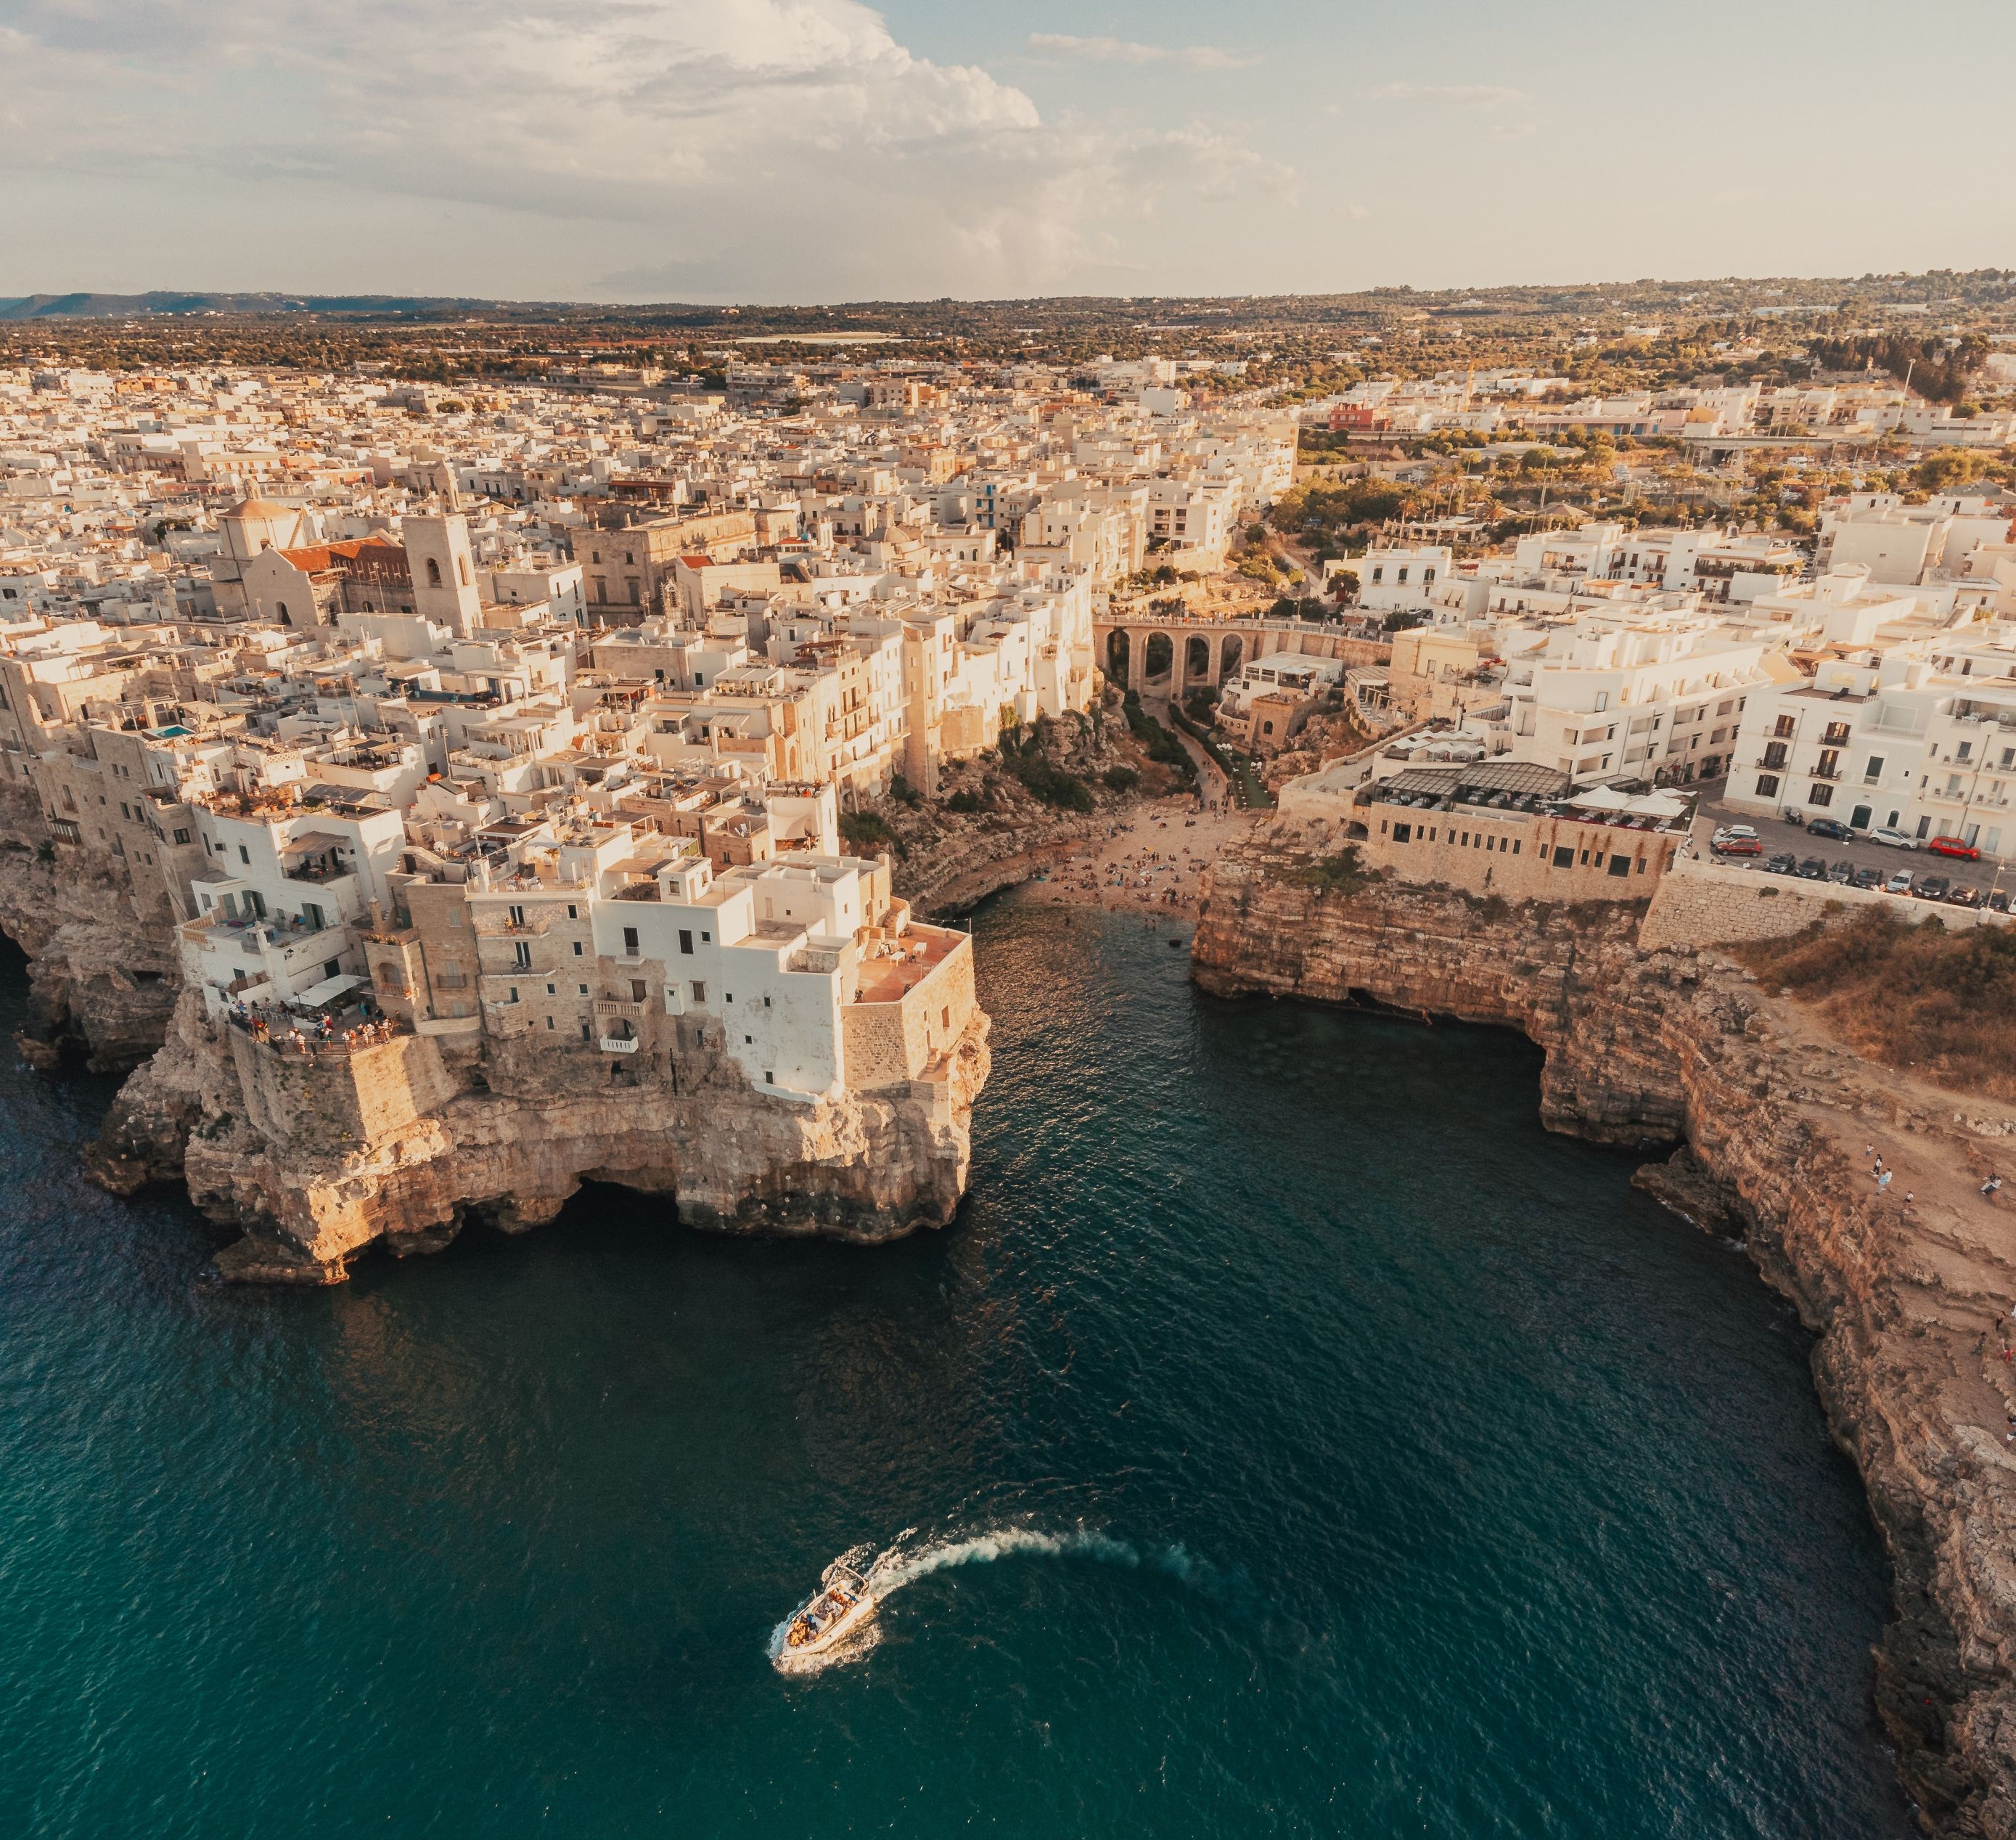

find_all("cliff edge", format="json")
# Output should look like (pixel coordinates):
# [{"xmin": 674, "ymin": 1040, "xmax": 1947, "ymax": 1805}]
[{"xmin": 1195, "ymin": 840, "xmax": 2016, "ymax": 1838}]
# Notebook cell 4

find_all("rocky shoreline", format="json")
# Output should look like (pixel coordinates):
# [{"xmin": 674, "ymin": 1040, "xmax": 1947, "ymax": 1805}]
[{"xmin": 1193, "ymin": 846, "xmax": 2016, "ymax": 1837}]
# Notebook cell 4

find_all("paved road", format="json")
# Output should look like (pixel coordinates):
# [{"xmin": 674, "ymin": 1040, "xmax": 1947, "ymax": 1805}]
[{"xmin": 1689, "ymin": 782, "xmax": 2013, "ymax": 904}]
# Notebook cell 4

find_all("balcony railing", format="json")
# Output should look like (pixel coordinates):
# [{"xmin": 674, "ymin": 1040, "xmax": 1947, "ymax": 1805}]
[{"xmin": 598, "ymin": 1034, "xmax": 640, "ymax": 1053}]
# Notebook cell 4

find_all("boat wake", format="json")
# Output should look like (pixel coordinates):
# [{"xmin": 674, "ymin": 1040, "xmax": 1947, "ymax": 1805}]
[{"xmin": 768, "ymin": 1524, "xmax": 1213, "ymax": 1676}]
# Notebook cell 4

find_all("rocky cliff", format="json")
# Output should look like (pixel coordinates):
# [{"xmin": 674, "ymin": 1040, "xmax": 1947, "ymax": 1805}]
[
  {"xmin": 1195, "ymin": 844, "xmax": 2016, "ymax": 1838},
  {"xmin": 89, "ymin": 986, "xmax": 988, "ymax": 1284},
  {"xmin": 0, "ymin": 783, "xmax": 181, "ymax": 1072}
]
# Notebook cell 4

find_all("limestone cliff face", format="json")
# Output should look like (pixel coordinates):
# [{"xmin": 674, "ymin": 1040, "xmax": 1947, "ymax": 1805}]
[
  {"xmin": 0, "ymin": 784, "xmax": 181, "ymax": 1072},
  {"xmin": 85, "ymin": 984, "xmax": 990, "ymax": 1284},
  {"xmin": 1195, "ymin": 848, "xmax": 2016, "ymax": 1838}
]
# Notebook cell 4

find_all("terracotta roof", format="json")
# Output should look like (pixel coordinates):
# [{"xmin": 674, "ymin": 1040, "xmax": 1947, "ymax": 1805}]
[{"xmin": 276, "ymin": 536, "xmax": 409, "ymax": 578}]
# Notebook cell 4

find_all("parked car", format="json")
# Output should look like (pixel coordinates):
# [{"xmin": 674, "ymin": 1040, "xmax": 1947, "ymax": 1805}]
[
  {"xmin": 1912, "ymin": 874, "xmax": 1951, "ymax": 901},
  {"xmin": 1827, "ymin": 859, "xmax": 1855, "ymax": 883},
  {"xmin": 1885, "ymin": 870, "xmax": 1915, "ymax": 894},
  {"xmin": 1766, "ymin": 852, "xmax": 1799, "ymax": 875},
  {"xmin": 1796, "ymin": 856, "xmax": 1828, "ymax": 880},
  {"xmin": 1991, "ymin": 890, "xmax": 2011, "ymax": 914},
  {"xmin": 1806, "ymin": 818, "xmax": 1853, "ymax": 841},
  {"xmin": 1948, "ymin": 885, "xmax": 1983, "ymax": 908},
  {"xmin": 1712, "ymin": 835, "xmax": 1763, "ymax": 856},
  {"xmin": 1869, "ymin": 827, "xmax": 1917, "ymax": 849},
  {"xmin": 1851, "ymin": 866, "xmax": 1884, "ymax": 890},
  {"xmin": 1927, "ymin": 835, "xmax": 1982, "ymax": 861},
  {"xmin": 1713, "ymin": 823, "xmax": 1758, "ymax": 843}
]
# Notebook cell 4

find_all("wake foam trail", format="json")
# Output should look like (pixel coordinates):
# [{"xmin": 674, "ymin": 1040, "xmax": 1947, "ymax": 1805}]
[{"xmin": 770, "ymin": 1524, "xmax": 1221, "ymax": 1675}]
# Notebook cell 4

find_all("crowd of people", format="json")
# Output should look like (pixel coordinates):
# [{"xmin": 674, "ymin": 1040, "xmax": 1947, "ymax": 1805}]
[{"xmin": 226, "ymin": 996, "xmax": 397, "ymax": 1054}]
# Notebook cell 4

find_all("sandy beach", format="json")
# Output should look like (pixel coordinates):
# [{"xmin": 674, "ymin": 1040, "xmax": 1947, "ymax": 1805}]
[{"xmin": 1017, "ymin": 793, "xmax": 1261, "ymax": 920}]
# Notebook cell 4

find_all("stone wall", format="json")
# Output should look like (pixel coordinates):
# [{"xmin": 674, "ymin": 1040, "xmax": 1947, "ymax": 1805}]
[
  {"xmin": 1345, "ymin": 806, "xmax": 1681, "ymax": 905},
  {"xmin": 228, "ymin": 1029, "xmax": 459, "ymax": 1155},
  {"xmin": 1641, "ymin": 851, "xmax": 2014, "ymax": 951},
  {"xmin": 843, "ymin": 936, "xmax": 979, "ymax": 1089}
]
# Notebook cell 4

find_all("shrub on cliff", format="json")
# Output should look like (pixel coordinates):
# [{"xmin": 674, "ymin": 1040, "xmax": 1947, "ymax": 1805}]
[
  {"xmin": 1012, "ymin": 755, "xmax": 1094, "ymax": 813},
  {"xmin": 1103, "ymin": 766, "xmax": 1140, "ymax": 793},
  {"xmin": 840, "ymin": 810, "xmax": 904, "ymax": 859},
  {"xmin": 1287, "ymin": 846, "xmax": 1382, "ymax": 895},
  {"xmin": 1737, "ymin": 907, "xmax": 2016, "ymax": 1097}
]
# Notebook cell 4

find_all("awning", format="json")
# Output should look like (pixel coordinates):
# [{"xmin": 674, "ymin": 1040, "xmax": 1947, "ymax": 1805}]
[
  {"xmin": 1566, "ymin": 784, "xmax": 1636, "ymax": 811},
  {"xmin": 1628, "ymin": 791, "xmax": 1690, "ymax": 819},
  {"xmin": 286, "ymin": 973, "xmax": 363, "ymax": 1010}
]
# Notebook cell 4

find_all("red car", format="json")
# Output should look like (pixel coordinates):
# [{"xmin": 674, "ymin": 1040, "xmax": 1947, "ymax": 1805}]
[
  {"xmin": 1712, "ymin": 836, "xmax": 1763, "ymax": 856},
  {"xmin": 1927, "ymin": 836, "xmax": 1981, "ymax": 861}
]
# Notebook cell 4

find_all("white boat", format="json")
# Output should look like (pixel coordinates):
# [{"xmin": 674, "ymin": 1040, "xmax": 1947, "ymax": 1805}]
[{"xmin": 782, "ymin": 1561, "xmax": 877, "ymax": 1659}]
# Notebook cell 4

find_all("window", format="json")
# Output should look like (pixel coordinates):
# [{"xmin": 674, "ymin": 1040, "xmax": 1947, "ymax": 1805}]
[
  {"xmin": 1761, "ymin": 742, "xmax": 1788, "ymax": 769},
  {"xmin": 1552, "ymin": 846, "xmax": 1575, "ymax": 867},
  {"xmin": 514, "ymin": 941, "xmax": 531, "ymax": 970},
  {"xmin": 763, "ymin": 996, "xmax": 771, "ymax": 1007},
  {"xmin": 567, "ymin": 904, "xmax": 578, "ymax": 920},
  {"xmin": 173, "ymin": 828, "xmax": 190, "ymax": 845},
  {"xmin": 578, "ymin": 984, "xmax": 589, "ymax": 996},
  {"xmin": 508, "ymin": 987, "xmax": 520, "ymax": 1004},
  {"xmin": 1808, "ymin": 782, "xmax": 1833, "ymax": 807},
  {"xmin": 679, "ymin": 928, "xmax": 694, "ymax": 954},
  {"xmin": 691, "ymin": 981, "xmax": 706, "ymax": 1003},
  {"xmin": 1864, "ymin": 756, "xmax": 1884, "ymax": 784},
  {"xmin": 701, "ymin": 931, "xmax": 711, "ymax": 944},
  {"xmin": 508, "ymin": 904, "xmax": 525, "ymax": 926},
  {"xmin": 623, "ymin": 925, "xmax": 639, "ymax": 956},
  {"xmin": 631, "ymin": 980, "xmax": 647, "ymax": 1002},
  {"xmin": 765, "ymin": 1071, "xmax": 775, "ymax": 1084},
  {"xmin": 1755, "ymin": 774, "xmax": 1780, "ymax": 798},
  {"xmin": 1772, "ymin": 714, "xmax": 1795, "ymax": 739},
  {"xmin": 572, "ymin": 941, "xmax": 583, "ymax": 955},
  {"xmin": 1594, "ymin": 691, "xmax": 1608, "ymax": 712},
  {"xmin": 546, "ymin": 1015, "xmax": 555, "ymax": 1030},
  {"xmin": 238, "ymin": 844, "xmax": 250, "ymax": 864},
  {"xmin": 1608, "ymin": 855, "xmax": 1632, "ymax": 877},
  {"xmin": 426, "ymin": 557, "xmax": 443, "ymax": 588},
  {"xmin": 546, "ymin": 983, "xmax": 555, "ymax": 995}
]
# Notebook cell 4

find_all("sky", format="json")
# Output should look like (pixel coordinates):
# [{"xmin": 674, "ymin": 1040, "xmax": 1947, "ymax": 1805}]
[{"xmin": 1, "ymin": 0, "xmax": 2012, "ymax": 304}]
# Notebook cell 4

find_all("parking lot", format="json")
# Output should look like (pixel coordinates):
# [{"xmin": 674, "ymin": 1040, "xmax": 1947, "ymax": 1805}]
[{"xmin": 1689, "ymin": 783, "xmax": 2013, "ymax": 907}]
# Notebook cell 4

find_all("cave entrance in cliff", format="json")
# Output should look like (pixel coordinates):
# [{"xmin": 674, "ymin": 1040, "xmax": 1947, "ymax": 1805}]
[{"xmin": 1106, "ymin": 629, "xmax": 1131, "ymax": 688}]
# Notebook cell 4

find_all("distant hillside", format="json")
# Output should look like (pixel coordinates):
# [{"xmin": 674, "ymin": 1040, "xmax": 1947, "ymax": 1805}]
[{"xmin": 0, "ymin": 292, "xmax": 573, "ymax": 319}]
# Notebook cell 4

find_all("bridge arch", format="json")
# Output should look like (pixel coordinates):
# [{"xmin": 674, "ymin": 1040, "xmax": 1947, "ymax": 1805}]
[
  {"xmin": 1105, "ymin": 628, "xmax": 1131, "ymax": 687},
  {"xmin": 1218, "ymin": 634, "xmax": 1244, "ymax": 683},
  {"xmin": 1141, "ymin": 630, "xmax": 1174, "ymax": 686}
]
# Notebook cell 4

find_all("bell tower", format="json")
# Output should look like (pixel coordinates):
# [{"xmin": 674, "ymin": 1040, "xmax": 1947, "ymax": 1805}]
[{"xmin": 403, "ymin": 513, "xmax": 482, "ymax": 637}]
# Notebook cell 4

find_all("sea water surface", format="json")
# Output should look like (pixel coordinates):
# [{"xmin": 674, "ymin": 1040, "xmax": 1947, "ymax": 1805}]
[{"xmin": 0, "ymin": 897, "xmax": 1909, "ymax": 1837}]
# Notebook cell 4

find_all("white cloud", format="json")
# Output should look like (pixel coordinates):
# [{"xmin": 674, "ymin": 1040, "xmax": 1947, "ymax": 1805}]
[
  {"xmin": 0, "ymin": 0, "xmax": 1296, "ymax": 299},
  {"xmin": 1027, "ymin": 32, "xmax": 1262, "ymax": 72},
  {"xmin": 1366, "ymin": 81, "xmax": 1528, "ymax": 107}
]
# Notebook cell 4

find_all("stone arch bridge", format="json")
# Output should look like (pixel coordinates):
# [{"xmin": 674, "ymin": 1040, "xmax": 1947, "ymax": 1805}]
[{"xmin": 1093, "ymin": 613, "xmax": 1390, "ymax": 698}]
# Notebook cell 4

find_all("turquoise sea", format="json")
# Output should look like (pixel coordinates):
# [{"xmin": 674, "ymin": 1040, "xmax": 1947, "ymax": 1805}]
[{"xmin": 0, "ymin": 896, "xmax": 1909, "ymax": 1836}]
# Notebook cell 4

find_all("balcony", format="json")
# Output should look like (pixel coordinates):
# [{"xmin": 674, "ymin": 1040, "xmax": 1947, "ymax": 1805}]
[
  {"xmin": 475, "ymin": 909, "xmax": 561, "ymax": 936},
  {"xmin": 598, "ymin": 1033, "xmax": 640, "ymax": 1054},
  {"xmin": 591, "ymin": 998, "xmax": 646, "ymax": 1022}
]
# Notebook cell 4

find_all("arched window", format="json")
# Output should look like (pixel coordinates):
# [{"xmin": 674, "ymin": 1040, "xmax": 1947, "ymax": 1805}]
[
  {"xmin": 276, "ymin": 601, "xmax": 290, "ymax": 626},
  {"xmin": 426, "ymin": 557, "xmax": 443, "ymax": 588}
]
